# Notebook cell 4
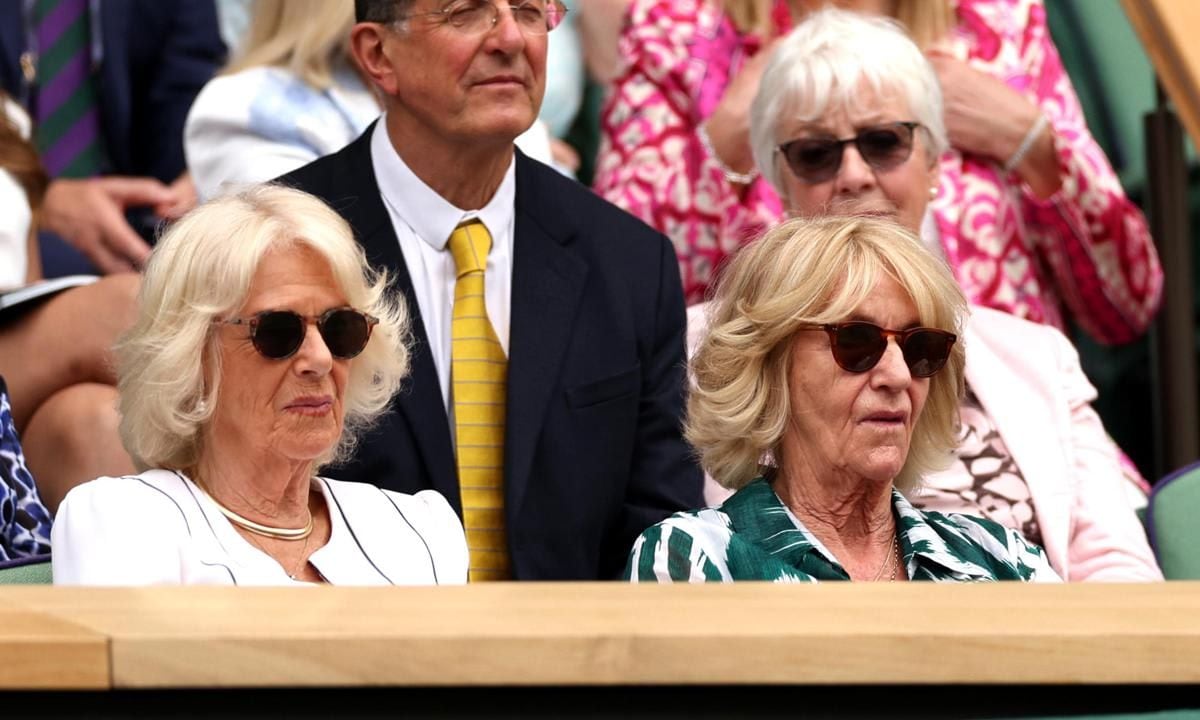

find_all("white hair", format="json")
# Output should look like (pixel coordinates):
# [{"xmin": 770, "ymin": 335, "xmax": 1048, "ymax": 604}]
[
  {"xmin": 749, "ymin": 6, "xmax": 948, "ymax": 195},
  {"xmin": 117, "ymin": 184, "xmax": 410, "ymax": 472}
]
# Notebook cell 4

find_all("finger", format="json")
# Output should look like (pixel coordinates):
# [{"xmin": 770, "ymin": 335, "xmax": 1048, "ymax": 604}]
[
  {"xmin": 97, "ymin": 208, "xmax": 153, "ymax": 269},
  {"xmin": 83, "ymin": 234, "xmax": 133, "ymax": 275},
  {"xmin": 96, "ymin": 176, "xmax": 174, "ymax": 208}
]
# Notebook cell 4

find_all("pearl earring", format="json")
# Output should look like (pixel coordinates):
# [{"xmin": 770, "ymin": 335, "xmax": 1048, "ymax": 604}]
[{"xmin": 929, "ymin": 185, "xmax": 938, "ymax": 200}]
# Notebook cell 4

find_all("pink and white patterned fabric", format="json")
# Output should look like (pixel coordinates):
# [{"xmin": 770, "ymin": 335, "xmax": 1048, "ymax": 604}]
[{"xmin": 594, "ymin": 0, "xmax": 1163, "ymax": 344}]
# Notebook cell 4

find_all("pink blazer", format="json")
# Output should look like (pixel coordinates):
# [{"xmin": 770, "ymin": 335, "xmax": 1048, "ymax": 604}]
[{"xmin": 687, "ymin": 303, "xmax": 1162, "ymax": 581}]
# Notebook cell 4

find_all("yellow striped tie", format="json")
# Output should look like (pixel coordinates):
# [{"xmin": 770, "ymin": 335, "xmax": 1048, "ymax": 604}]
[{"xmin": 449, "ymin": 221, "xmax": 510, "ymax": 581}]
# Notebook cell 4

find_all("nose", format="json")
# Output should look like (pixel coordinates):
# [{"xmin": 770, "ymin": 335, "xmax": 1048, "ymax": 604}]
[
  {"xmin": 486, "ymin": 3, "xmax": 527, "ymax": 52},
  {"xmin": 869, "ymin": 338, "xmax": 912, "ymax": 390},
  {"xmin": 834, "ymin": 143, "xmax": 877, "ymax": 197},
  {"xmin": 292, "ymin": 323, "xmax": 333, "ymax": 378}
]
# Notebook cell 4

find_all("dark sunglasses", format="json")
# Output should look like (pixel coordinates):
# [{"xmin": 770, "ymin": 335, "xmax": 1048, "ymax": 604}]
[
  {"xmin": 801, "ymin": 321, "xmax": 956, "ymax": 378},
  {"xmin": 777, "ymin": 121, "xmax": 921, "ymax": 184},
  {"xmin": 220, "ymin": 307, "xmax": 379, "ymax": 360}
]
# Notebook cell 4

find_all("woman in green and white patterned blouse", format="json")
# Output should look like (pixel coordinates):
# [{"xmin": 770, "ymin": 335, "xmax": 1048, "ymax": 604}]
[{"xmin": 625, "ymin": 216, "xmax": 1059, "ymax": 583}]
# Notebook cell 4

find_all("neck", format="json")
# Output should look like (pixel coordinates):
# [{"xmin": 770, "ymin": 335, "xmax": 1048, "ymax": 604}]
[
  {"xmin": 385, "ymin": 110, "xmax": 513, "ymax": 210},
  {"xmin": 192, "ymin": 453, "xmax": 314, "ymax": 528},
  {"xmin": 772, "ymin": 449, "xmax": 896, "ymax": 557}
]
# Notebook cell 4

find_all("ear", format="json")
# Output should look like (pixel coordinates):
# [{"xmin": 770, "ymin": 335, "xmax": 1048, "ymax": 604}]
[{"xmin": 350, "ymin": 23, "xmax": 401, "ymax": 98}]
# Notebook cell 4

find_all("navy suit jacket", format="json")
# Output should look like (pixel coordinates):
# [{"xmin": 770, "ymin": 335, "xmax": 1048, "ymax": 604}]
[
  {"xmin": 0, "ymin": 0, "xmax": 225, "ymax": 183},
  {"xmin": 280, "ymin": 127, "xmax": 704, "ymax": 579}
]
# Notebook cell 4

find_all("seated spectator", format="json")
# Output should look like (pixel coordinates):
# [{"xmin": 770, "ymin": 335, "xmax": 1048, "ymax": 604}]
[
  {"xmin": 689, "ymin": 8, "xmax": 1160, "ymax": 581},
  {"xmin": 629, "ymin": 216, "xmax": 1060, "ymax": 582},
  {"xmin": 0, "ymin": 94, "xmax": 137, "ymax": 512},
  {"xmin": 53, "ymin": 185, "xmax": 467, "ymax": 585},
  {"xmin": 186, "ymin": 0, "xmax": 555, "ymax": 201},
  {"xmin": 0, "ymin": 376, "xmax": 53, "ymax": 561},
  {"xmin": 593, "ymin": 0, "xmax": 1160, "ymax": 347},
  {"xmin": 0, "ymin": 1, "xmax": 225, "ymax": 275}
]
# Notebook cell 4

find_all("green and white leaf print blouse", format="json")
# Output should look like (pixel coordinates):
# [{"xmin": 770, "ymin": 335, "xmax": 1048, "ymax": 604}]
[{"xmin": 625, "ymin": 478, "xmax": 1061, "ymax": 583}]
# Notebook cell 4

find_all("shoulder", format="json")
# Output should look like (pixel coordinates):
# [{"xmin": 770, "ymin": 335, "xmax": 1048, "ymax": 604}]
[
  {"xmin": 58, "ymin": 470, "xmax": 193, "ymax": 513},
  {"xmin": 516, "ymin": 153, "xmax": 670, "ymax": 254},
  {"xmin": 53, "ymin": 471, "xmax": 196, "ymax": 553},
  {"xmin": 320, "ymin": 479, "xmax": 463, "ymax": 538},
  {"xmin": 916, "ymin": 507, "xmax": 1058, "ymax": 581},
  {"xmin": 626, "ymin": 507, "xmax": 735, "ymax": 581},
  {"xmin": 966, "ymin": 306, "xmax": 1065, "ymax": 358}
]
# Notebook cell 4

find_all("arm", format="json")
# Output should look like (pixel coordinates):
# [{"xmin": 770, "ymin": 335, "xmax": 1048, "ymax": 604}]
[
  {"xmin": 606, "ymin": 233, "xmax": 705, "ymax": 578},
  {"xmin": 184, "ymin": 74, "xmax": 332, "ymax": 202},
  {"xmin": 51, "ymin": 477, "xmax": 186, "ymax": 585},
  {"xmin": 1051, "ymin": 330, "xmax": 1163, "ymax": 581},
  {"xmin": 142, "ymin": 0, "xmax": 227, "ymax": 184},
  {"xmin": 592, "ymin": 0, "xmax": 778, "ymax": 303},
  {"xmin": 0, "ymin": 381, "xmax": 52, "ymax": 558},
  {"xmin": 1012, "ymin": 0, "xmax": 1162, "ymax": 343}
]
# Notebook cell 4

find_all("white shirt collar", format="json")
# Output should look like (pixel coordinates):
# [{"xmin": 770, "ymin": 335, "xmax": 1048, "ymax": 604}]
[{"xmin": 370, "ymin": 117, "xmax": 516, "ymax": 251}]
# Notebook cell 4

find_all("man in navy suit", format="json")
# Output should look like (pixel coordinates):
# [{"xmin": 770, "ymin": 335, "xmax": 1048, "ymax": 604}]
[
  {"xmin": 0, "ymin": 0, "xmax": 225, "ymax": 274},
  {"xmin": 280, "ymin": 0, "xmax": 702, "ymax": 580}
]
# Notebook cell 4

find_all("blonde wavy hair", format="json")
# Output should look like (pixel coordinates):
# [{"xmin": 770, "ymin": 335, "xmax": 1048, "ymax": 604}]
[
  {"xmin": 223, "ymin": 0, "xmax": 355, "ymax": 89},
  {"xmin": 687, "ymin": 216, "xmax": 966, "ymax": 493},
  {"xmin": 117, "ymin": 184, "xmax": 410, "ymax": 473}
]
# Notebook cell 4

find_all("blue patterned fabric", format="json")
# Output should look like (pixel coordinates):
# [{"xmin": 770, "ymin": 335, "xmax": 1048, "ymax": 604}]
[{"xmin": 0, "ymin": 378, "xmax": 53, "ymax": 559}]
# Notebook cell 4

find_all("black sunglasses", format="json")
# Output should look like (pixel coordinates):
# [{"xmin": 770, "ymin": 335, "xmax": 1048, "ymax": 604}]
[
  {"xmin": 801, "ymin": 321, "xmax": 956, "ymax": 378},
  {"xmin": 220, "ymin": 307, "xmax": 379, "ymax": 360},
  {"xmin": 777, "ymin": 121, "xmax": 921, "ymax": 185}
]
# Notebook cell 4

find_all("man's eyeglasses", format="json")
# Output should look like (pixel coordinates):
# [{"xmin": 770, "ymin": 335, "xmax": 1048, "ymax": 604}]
[
  {"xmin": 218, "ymin": 308, "xmax": 379, "ymax": 361},
  {"xmin": 777, "ymin": 122, "xmax": 921, "ymax": 185},
  {"xmin": 399, "ymin": 0, "xmax": 568, "ymax": 35},
  {"xmin": 799, "ymin": 321, "xmax": 956, "ymax": 378}
]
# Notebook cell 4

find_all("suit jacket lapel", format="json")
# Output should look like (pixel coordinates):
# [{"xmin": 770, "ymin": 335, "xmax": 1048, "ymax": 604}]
[
  {"xmin": 505, "ymin": 153, "xmax": 587, "ymax": 519},
  {"xmin": 333, "ymin": 129, "xmax": 460, "ymax": 510}
]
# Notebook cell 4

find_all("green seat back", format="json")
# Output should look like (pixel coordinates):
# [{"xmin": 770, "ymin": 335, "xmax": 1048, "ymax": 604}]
[
  {"xmin": 0, "ymin": 558, "xmax": 52, "ymax": 585},
  {"xmin": 1148, "ymin": 463, "xmax": 1200, "ymax": 579}
]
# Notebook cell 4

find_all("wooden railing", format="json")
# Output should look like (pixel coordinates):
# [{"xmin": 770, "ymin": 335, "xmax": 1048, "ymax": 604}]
[{"xmin": 3, "ymin": 583, "xmax": 1199, "ymax": 691}]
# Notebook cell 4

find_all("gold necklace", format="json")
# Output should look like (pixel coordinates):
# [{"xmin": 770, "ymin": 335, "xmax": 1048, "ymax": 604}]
[
  {"xmin": 195, "ymin": 480, "xmax": 314, "ymax": 541},
  {"xmin": 870, "ymin": 535, "xmax": 899, "ymax": 581}
]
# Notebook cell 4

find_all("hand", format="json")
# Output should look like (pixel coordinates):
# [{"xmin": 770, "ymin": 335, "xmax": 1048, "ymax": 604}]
[
  {"xmin": 703, "ymin": 38, "xmax": 784, "ymax": 176},
  {"xmin": 930, "ymin": 55, "xmax": 1062, "ymax": 197},
  {"xmin": 928, "ymin": 55, "xmax": 1039, "ymax": 162},
  {"xmin": 40, "ymin": 176, "xmax": 173, "ymax": 274},
  {"xmin": 153, "ymin": 172, "xmax": 198, "ymax": 220}
]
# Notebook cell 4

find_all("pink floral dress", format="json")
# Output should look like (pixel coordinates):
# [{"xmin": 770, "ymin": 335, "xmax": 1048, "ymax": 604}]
[{"xmin": 594, "ymin": 0, "xmax": 1163, "ymax": 344}]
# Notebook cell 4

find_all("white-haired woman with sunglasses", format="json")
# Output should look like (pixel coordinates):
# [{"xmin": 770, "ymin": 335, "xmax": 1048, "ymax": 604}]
[
  {"xmin": 594, "ymin": 0, "xmax": 1159, "ymax": 345},
  {"xmin": 675, "ymin": 8, "xmax": 1161, "ymax": 582},
  {"xmin": 51, "ymin": 185, "xmax": 468, "ymax": 585},
  {"xmin": 628, "ymin": 216, "xmax": 1059, "ymax": 582}
]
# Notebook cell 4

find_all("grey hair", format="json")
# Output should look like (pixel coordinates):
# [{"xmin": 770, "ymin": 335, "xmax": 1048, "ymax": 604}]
[
  {"xmin": 116, "ymin": 184, "xmax": 410, "ymax": 473},
  {"xmin": 749, "ymin": 6, "xmax": 948, "ymax": 195}
]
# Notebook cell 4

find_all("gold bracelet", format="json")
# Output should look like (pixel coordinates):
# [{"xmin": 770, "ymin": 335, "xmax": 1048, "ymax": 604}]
[{"xmin": 697, "ymin": 122, "xmax": 759, "ymax": 185}]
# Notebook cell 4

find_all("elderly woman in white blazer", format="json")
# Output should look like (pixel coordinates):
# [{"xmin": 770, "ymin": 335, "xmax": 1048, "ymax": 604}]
[{"xmin": 691, "ymin": 8, "xmax": 1160, "ymax": 581}]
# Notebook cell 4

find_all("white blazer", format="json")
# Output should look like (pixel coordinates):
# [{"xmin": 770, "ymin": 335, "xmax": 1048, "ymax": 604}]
[
  {"xmin": 688, "ymin": 303, "xmax": 1162, "ymax": 581},
  {"xmin": 52, "ymin": 469, "xmax": 468, "ymax": 586}
]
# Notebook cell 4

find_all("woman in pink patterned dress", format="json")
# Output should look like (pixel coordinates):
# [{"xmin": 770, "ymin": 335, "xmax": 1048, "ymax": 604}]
[{"xmin": 594, "ymin": 0, "xmax": 1161, "ymax": 344}]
